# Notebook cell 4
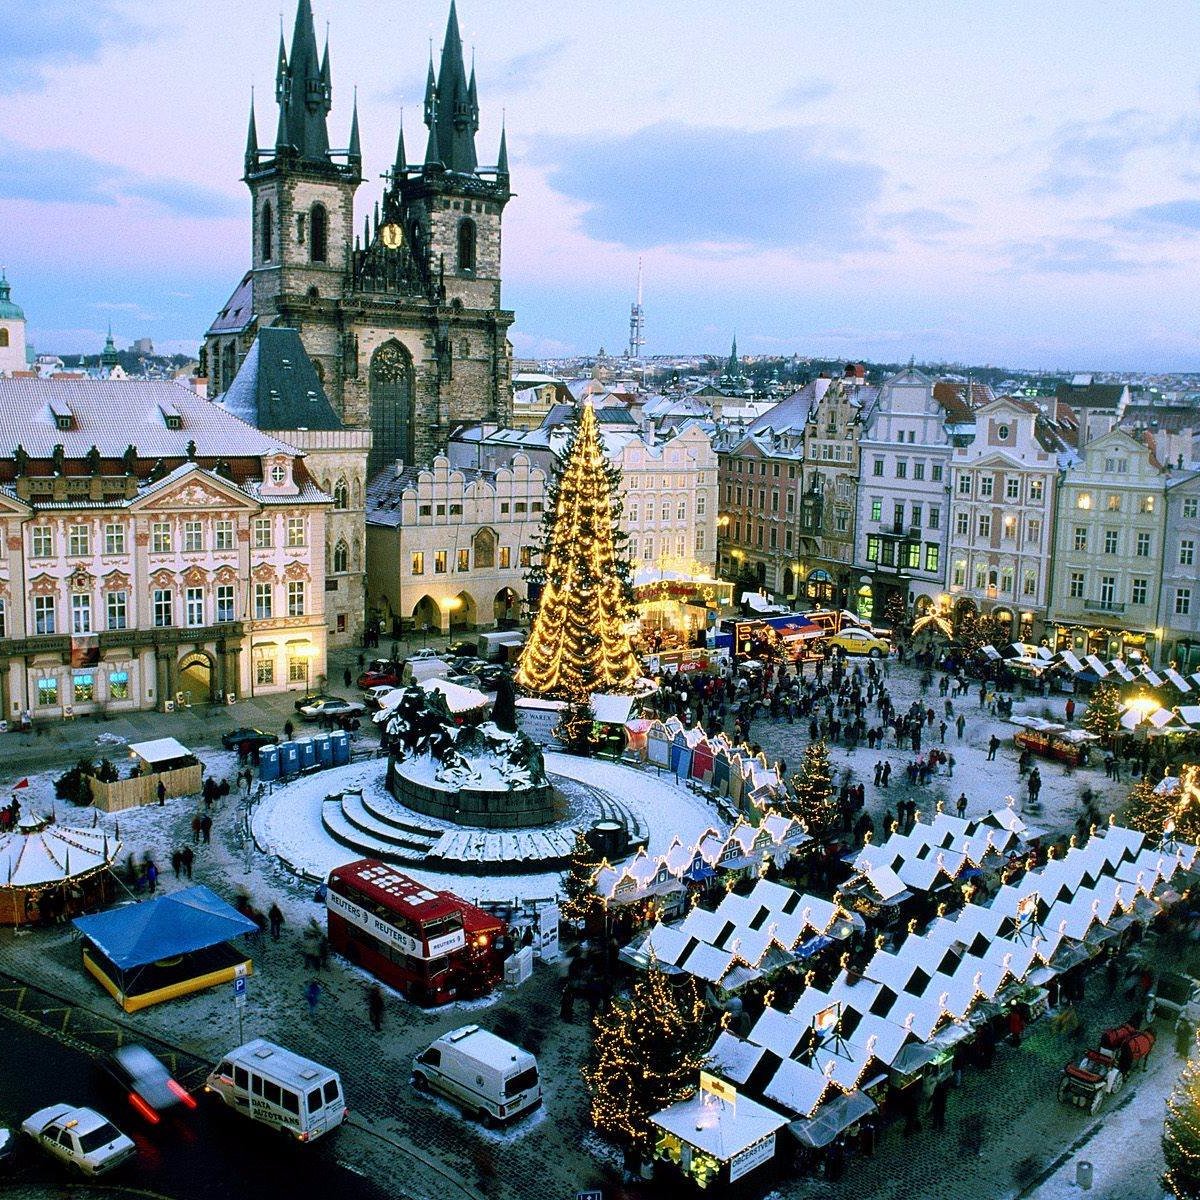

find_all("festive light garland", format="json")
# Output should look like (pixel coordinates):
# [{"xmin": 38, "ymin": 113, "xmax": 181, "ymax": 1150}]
[{"xmin": 1165, "ymin": 1025, "xmax": 1200, "ymax": 1199}]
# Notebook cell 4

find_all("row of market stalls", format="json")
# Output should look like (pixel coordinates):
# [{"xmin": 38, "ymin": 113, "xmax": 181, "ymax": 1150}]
[
  {"xmin": 620, "ymin": 877, "xmax": 863, "ymax": 1003},
  {"xmin": 592, "ymin": 814, "xmax": 809, "ymax": 926},
  {"xmin": 981, "ymin": 643, "xmax": 1200, "ymax": 698},
  {"xmin": 837, "ymin": 805, "xmax": 1041, "ymax": 927},
  {"xmin": 640, "ymin": 718, "xmax": 787, "ymax": 816},
  {"xmin": 649, "ymin": 821, "xmax": 1196, "ymax": 1187}
]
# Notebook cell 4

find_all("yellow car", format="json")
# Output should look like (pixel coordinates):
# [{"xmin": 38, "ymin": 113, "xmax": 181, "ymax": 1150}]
[{"xmin": 824, "ymin": 627, "xmax": 890, "ymax": 658}]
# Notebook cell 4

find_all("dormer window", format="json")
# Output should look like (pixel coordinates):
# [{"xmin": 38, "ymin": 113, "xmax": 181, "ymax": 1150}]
[
  {"xmin": 55, "ymin": 414, "xmax": 72, "ymax": 431},
  {"xmin": 164, "ymin": 415, "xmax": 182, "ymax": 430},
  {"xmin": 270, "ymin": 463, "xmax": 287, "ymax": 485}
]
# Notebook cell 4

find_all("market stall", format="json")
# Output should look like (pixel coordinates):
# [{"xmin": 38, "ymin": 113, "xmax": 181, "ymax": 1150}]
[
  {"xmin": 0, "ymin": 814, "xmax": 121, "ymax": 926},
  {"xmin": 72, "ymin": 885, "xmax": 257, "ymax": 1012},
  {"xmin": 88, "ymin": 737, "xmax": 202, "ymax": 812}
]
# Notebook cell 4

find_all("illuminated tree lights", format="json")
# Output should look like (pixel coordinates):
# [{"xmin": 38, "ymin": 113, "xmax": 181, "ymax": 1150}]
[
  {"xmin": 515, "ymin": 402, "xmax": 639, "ymax": 703},
  {"xmin": 561, "ymin": 830, "xmax": 604, "ymax": 927},
  {"xmin": 1164, "ymin": 1028, "xmax": 1200, "ymax": 1199},
  {"xmin": 1127, "ymin": 766, "xmax": 1200, "ymax": 847},
  {"xmin": 1081, "ymin": 682, "xmax": 1122, "ymax": 745},
  {"xmin": 583, "ymin": 963, "xmax": 712, "ymax": 1152},
  {"xmin": 789, "ymin": 739, "xmax": 836, "ymax": 837}
]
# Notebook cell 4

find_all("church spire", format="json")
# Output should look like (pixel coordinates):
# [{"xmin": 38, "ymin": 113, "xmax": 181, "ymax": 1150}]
[
  {"xmin": 394, "ymin": 117, "xmax": 408, "ymax": 177},
  {"xmin": 496, "ymin": 121, "xmax": 509, "ymax": 180},
  {"xmin": 348, "ymin": 89, "xmax": 361, "ymax": 171},
  {"xmin": 425, "ymin": 1, "xmax": 478, "ymax": 175},
  {"xmin": 275, "ymin": 0, "xmax": 331, "ymax": 164},
  {"xmin": 244, "ymin": 90, "xmax": 259, "ymax": 174}
]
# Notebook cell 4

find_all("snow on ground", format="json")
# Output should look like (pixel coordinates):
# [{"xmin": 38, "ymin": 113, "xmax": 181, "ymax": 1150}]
[{"xmin": 252, "ymin": 750, "xmax": 725, "ymax": 904}]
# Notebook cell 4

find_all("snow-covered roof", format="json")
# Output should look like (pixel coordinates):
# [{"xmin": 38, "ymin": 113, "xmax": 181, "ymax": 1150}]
[
  {"xmin": 0, "ymin": 819, "xmax": 121, "ymax": 887},
  {"xmin": 129, "ymin": 737, "xmax": 193, "ymax": 765},
  {"xmin": 652, "ymin": 1089, "xmax": 788, "ymax": 1160}
]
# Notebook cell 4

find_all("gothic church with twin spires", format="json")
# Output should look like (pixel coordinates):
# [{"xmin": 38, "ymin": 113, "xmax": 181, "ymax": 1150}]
[{"xmin": 205, "ymin": 0, "xmax": 513, "ymax": 475}]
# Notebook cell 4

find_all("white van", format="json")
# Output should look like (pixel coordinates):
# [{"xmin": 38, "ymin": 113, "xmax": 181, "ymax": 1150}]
[
  {"xmin": 477, "ymin": 632, "xmax": 526, "ymax": 663},
  {"xmin": 412, "ymin": 1024, "xmax": 540, "ymax": 1126},
  {"xmin": 205, "ymin": 1040, "xmax": 347, "ymax": 1142},
  {"xmin": 402, "ymin": 656, "xmax": 452, "ymax": 684}
]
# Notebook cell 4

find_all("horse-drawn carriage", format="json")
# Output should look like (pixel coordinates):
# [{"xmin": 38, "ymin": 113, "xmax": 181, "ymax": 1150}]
[{"xmin": 1057, "ymin": 1023, "xmax": 1155, "ymax": 1114}]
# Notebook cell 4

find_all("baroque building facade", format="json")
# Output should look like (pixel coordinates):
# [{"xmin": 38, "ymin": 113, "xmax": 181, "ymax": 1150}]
[
  {"xmin": 0, "ymin": 380, "xmax": 331, "ymax": 719},
  {"xmin": 204, "ymin": 0, "xmax": 514, "ymax": 477}
]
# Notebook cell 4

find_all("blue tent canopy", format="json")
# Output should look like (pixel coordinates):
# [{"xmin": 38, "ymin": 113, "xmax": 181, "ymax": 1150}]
[{"xmin": 73, "ymin": 885, "xmax": 258, "ymax": 970}]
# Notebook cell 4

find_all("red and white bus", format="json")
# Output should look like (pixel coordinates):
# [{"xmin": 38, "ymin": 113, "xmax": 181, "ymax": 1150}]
[{"xmin": 325, "ymin": 860, "xmax": 507, "ymax": 1006}]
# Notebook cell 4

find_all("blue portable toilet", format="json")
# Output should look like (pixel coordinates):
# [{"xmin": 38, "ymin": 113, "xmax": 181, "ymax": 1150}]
[
  {"xmin": 313, "ymin": 732, "xmax": 332, "ymax": 767},
  {"xmin": 280, "ymin": 741, "xmax": 301, "ymax": 776},
  {"xmin": 297, "ymin": 737, "xmax": 316, "ymax": 771},
  {"xmin": 330, "ymin": 729, "xmax": 350, "ymax": 765},
  {"xmin": 258, "ymin": 743, "xmax": 280, "ymax": 782}
]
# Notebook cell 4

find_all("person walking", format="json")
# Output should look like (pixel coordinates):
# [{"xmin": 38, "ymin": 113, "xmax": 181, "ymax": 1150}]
[
  {"xmin": 191, "ymin": 813, "xmax": 202, "ymax": 844},
  {"xmin": 987, "ymin": 735, "xmax": 1000, "ymax": 761},
  {"xmin": 180, "ymin": 845, "xmax": 194, "ymax": 879},
  {"xmin": 156, "ymin": 780, "xmax": 166, "ymax": 806},
  {"xmin": 368, "ymin": 984, "xmax": 384, "ymax": 1032},
  {"xmin": 146, "ymin": 860, "xmax": 158, "ymax": 894},
  {"xmin": 930, "ymin": 1081, "xmax": 948, "ymax": 1132},
  {"xmin": 343, "ymin": 667, "xmax": 353, "ymax": 689},
  {"xmin": 200, "ymin": 813, "xmax": 213, "ymax": 844},
  {"xmin": 268, "ymin": 902, "xmax": 284, "ymax": 941},
  {"xmin": 956, "ymin": 713, "xmax": 966, "ymax": 740},
  {"xmin": 881, "ymin": 761, "xmax": 892, "ymax": 788},
  {"xmin": 956, "ymin": 792, "xmax": 968, "ymax": 819},
  {"xmin": 171, "ymin": 849, "xmax": 183, "ymax": 879},
  {"xmin": 1065, "ymin": 697, "xmax": 1076, "ymax": 723},
  {"xmin": 305, "ymin": 979, "xmax": 321, "ymax": 1015}
]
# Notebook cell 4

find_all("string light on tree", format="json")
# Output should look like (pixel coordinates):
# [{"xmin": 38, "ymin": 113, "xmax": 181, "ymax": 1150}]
[{"xmin": 1164, "ymin": 1025, "xmax": 1200, "ymax": 1199}]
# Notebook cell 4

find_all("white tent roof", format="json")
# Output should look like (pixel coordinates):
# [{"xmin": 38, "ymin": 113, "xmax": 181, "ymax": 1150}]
[
  {"xmin": 420, "ymin": 678, "xmax": 490, "ymax": 713},
  {"xmin": 128, "ymin": 737, "xmax": 192, "ymax": 764},
  {"xmin": 0, "ymin": 819, "xmax": 121, "ymax": 887},
  {"xmin": 652, "ymin": 1090, "xmax": 788, "ymax": 1160}
]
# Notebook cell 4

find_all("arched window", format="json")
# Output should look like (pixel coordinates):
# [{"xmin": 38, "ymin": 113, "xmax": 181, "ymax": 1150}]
[
  {"xmin": 333, "ymin": 540, "xmax": 349, "ymax": 573},
  {"xmin": 333, "ymin": 479, "xmax": 349, "ymax": 510},
  {"xmin": 310, "ymin": 204, "xmax": 327, "ymax": 263},
  {"xmin": 221, "ymin": 342, "xmax": 236, "ymax": 388},
  {"xmin": 457, "ymin": 218, "xmax": 476, "ymax": 272},
  {"xmin": 0, "ymin": 329, "xmax": 9, "ymax": 348},
  {"xmin": 261, "ymin": 200, "xmax": 273, "ymax": 261}
]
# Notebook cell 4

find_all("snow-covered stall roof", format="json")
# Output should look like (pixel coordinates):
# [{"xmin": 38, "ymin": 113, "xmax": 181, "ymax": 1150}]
[
  {"xmin": 0, "ymin": 817, "xmax": 121, "ymax": 887},
  {"xmin": 128, "ymin": 737, "xmax": 194, "ymax": 767},
  {"xmin": 652, "ymin": 1089, "xmax": 788, "ymax": 1161}
]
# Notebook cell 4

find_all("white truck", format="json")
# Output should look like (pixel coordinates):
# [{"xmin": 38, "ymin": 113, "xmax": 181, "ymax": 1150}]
[
  {"xmin": 477, "ymin": 631, "xmax": 526, "ymax": 663},
  {"xmin": 412, "ymin": 1024, "xmax": 540, "ymax": 1126}
]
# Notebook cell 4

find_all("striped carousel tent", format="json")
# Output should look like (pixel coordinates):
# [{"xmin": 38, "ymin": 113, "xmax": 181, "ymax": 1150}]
[{"xmin": 0, "ymin": 813, "xmax": 122, "ymax": 926}]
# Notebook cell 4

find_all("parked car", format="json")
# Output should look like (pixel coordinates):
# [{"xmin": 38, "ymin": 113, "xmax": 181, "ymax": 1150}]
[
  {"xmin": 357, "ymin": 665, "xmax": 400, "ymax": 689},
  {"xmin": 298, "ymin": 697, "xmax": 366, "ymax": 722},
  {"xmin": 97, "ymin": 1045, "xmax": 197, "ymax": 1126},
  {"xmin": 294, "ymin": 691, "xmax": 335, "ymax": 712},
  {"xmin": 443, "ymin": 674, "xmax": 484, "ymax": 690},
  {"xmin": 221, "ymin": 728, "xmax": 279, "ymax": 754},
  {"xmin": 1151, "ymin": 972, "xmax": 1200, "ymax": 1023},
  {"xmin": 447, "ymin": 640, "xmax": 478, "ymax": 657},
  {"xmin": 21, "ymin": 1104, "xmax": 136, "ymax": 1176},
  {"xmin": 410, "ymin": 647, "xmax": 441, "ymax": 660},
  {"xmin": 469, "ymin": 663, "xmax": 510, "ymax": 690},
  {"xmin": 363, "ymin": 684, "xmax": 401, "ymax": 710},
  {"xmin": 824, "ymin": 627, "xmax": 890, "ymax": 658}
]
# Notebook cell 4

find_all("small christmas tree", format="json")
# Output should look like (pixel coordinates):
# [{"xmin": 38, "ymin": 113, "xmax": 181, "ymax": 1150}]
[
  {"xmin": 1081, "ymin": 682, "xmax": 1122, "ymax": 745},
  {"xmin": 584, "ymin": 964, "xmax": 712, "ymax": 1153},
  {"xmin": 560, "ymin": 829, "xmax": 603, "ymax": 927},
  {"xmin": 789, "ymin": 740, "xmax": 836, "ymax": 836},
  {"xmin": 515, "ymin": 402, "xmax": 639, "ymax": 716},
  {"xmin": 1164, "ymin": 1029, "xmax": 1200, "ymax": 1200}
]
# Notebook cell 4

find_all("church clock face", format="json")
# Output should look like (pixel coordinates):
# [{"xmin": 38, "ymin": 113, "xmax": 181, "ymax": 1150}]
[{"xmin": 380, "ymin": 222, "xmax": 404, "ymax": 250}]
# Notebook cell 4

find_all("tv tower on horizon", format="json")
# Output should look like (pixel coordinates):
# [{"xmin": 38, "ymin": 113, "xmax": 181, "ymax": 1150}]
[{"xmin": 627, "ymin": 258, "xmax": 645, "ymax": 360}]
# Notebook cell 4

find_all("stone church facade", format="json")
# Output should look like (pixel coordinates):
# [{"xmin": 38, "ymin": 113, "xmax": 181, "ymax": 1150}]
[{"xmin": 204, "ymin": 0, "xmax": 514, "ymax": 477}]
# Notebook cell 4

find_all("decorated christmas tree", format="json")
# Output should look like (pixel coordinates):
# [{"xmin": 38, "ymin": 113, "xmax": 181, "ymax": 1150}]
[
  {"xmin": 560, "ymin": 829, "xmax": 604, "ymax": 927},
  {"xmin": 1081, "ymin": 682, "xmax": 1122, "ymax": 745},
  {"xmin": 789, "ymin": 740, "xmax": 836, "ymax": 836},
  {"xmin": 584, "ymin": 963, "xmax": 711, "ymax": 1153},
  {"xmin": 1127, "ymin": 767, "xmax": 1200, "ymax": 846},
  {"xmin": 1164, "ymin": 1029, "xmax": 1200, "ymax": 1199},
  {"xmin": 515, "ymin": 402, "xmax": 639, "ymax": 705}
]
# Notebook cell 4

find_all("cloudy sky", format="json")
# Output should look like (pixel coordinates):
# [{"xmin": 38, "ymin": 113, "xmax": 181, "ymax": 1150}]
[{"xmin": 5, "ymin": 0, "xmax": 1200, "ymax": 370}]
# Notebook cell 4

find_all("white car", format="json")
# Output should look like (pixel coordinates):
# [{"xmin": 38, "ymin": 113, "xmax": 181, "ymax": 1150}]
[
  {"xmin": 21, "ymin": 1104, "xmax": 136, "ymax": 1176},
  {"xmin": 298, "ymin": 697, "xmax": 366, "ymax": 722},
  {"xmin": 410, "ymin": 647, "xmax": 440, "ymax": 660},
  {"xmin": 362, "ymin": 684, "xmax": 399, "ymax": 709}
]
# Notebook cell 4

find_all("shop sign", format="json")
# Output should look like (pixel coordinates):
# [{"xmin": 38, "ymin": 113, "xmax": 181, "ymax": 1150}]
[
  {"xmin": 729, "ymin": 1133, "xmax": 775, "ymax": 1182},
  {"xmin": 700, "ymin": 1070, "xmax": 737, "ymax": 1106},
  {"xmin": 515, "ymin": 698, "xmax": 567, "ymax": 746}
]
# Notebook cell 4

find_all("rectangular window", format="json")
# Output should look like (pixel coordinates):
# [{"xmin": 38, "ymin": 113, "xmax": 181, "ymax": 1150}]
[
  {"xmin": 895, "ymin": 460, "xmax": 907, "ymax": 479},
  {"xmin": 152, "ymin": 522, "xmax": 171, "ymax": 553},
  {"xmin": 1136, "ymin": 532, "xmax": 1151, "ymax": 557},
  {"xmin": 952, "ymin": 559, "xmax": 966, "ymax": 587},
  {"xmin": 628, "ymin": 504, "xmax": 638, "ymax": 523},
  {"xmin": 1106, "ymin": 494, "xmax": 1121, "ymax": 512},
  {"xmin": 31, "ymin": 526, "xmax": 53, "ymax": 558},
  {"xmin": 520, "ymin": 547, "xmax": 532, "ymax": 568},
  {"xmin": 1181, "ymin": 540, "xmax": 1196, "ymax": 567},
  {"xmin": 695, "ymin": 529, "xmax": 705, "ymax": 552},
  {"xmin": 183, "ymin": 521, "xmax": 203, "ymax": 552},
  {"xmin": 697, "ymin": 495, "xmax": 706, "ymax": 516},
  {"xmin": 662, "ymin": 502, "xmax": 671, "ymax": 521},
  {"xmin": 287, "ymin": 581, "xmax": 305, "ymax": 617},
  {"xmin": 1104, "ymin": 530, "xmax": 1119, "ymax": 554},
  {"xmin": 1141, "ymin": 495, "xmax": 1156, "ymax": 514},
  {"xmin": 106, "ymin": 591, "xmax": 127, "ymax": 630},
  {"xmin": 913, "ymin": 461, "xmax": 925, "ymax": 481},
  {"xmin": 1100, "ymin": 575, "xmax": 1116, "ymax": 605},
  {"xmin": 1000, "ymin": 566, "xmax": 1014, "ymax": 594},
  {"xmin": 1176, "ymin": 588, "xmax": 1192, "ymax": 616},
  {"xmin": 70, "ymin": 593, "xmax": 91, "ymax": 634},
  {"xmin": 979, "ymin": 476, "xmax": 994, "ymax": 499},
  {"xmin": 924, "ymin": 543, "xmax": 939, "ymax": 573},
  {"xmin": 499, "ymin": 547, "xmax": 511, "ymax": 569},
  {"xmin": 411, "ymin": 552, "xmax": 424, "ymax": 575},
  {"xmin": 871, "ymin": 499, "xmax": 882, "ymax": 521},
  {"xmin": 216, "ymin": 585, "xmax": 235, "ymax": 623},
  {"xmin": 1028, "ymin": 518, "xmax": 1041, "ymax": 543},
  {"xmin": 1022, "ymin": 569, "xmax": 1037, "ymax": 596},
  {"xmin": 1003, "ymin": 478, "xmax": 1018, "ymax": 500},
  {"xmin": 958, "ymin": 474, "xmax": 972, "ymax": 496},
  {"xmin": 866, "ymin": 536, "xmax": 880, "ymax": 562},
  {"xmin": 873, "ymin": 459, "xmax": 884, "ymax": 477},
  {"xmin": 215, "ymin": 520, "xmax": 234, "ymax": 551},
  {"xmin": 33, "ymin": 595, "xmax": 55, "ymax": 634},
  {"xmin": 68, "ymin": 525, "xmax": 91, "ymax": 556},
  {"xmin": 186, "ymin": 587, "xmax": 204, "ymax": 627},
  {"xmin": 769, "ymin": 528, "xmax": 777, "ymax": 549},
  {"xmin": 152, "ymin": 589, "xmax": 172, "ymax": 627},
  {"xmin": 287, "ymin": 517, "xmax": 305, "ymax": 547},
  {"xmin": 1184, "ymin": 497, "xmax": 1199, "ymax": 520},
  {"xmin": 902, "ymin": 542, "xmax": 920, "ymax": 570},
  {"xmin": 910, "ymin": 504, "xmax": 922, "ymax": 528},
  {"xmin": 253, "ymin": 583, "xmax": 272, "ymax": 619},
  {"xmin": 434, "ymin": 551, "xmax": 447, "ymax": 574},
  {"xmin": 457, "ymin": 549, "xmax": 470, "ymax": 572},
  {"xmin": 894, "ymin": 502, "xmax": 905, "ymax": 528},
  {"xmin": 931, "ymin": 464, "xmax": 944, "ymax": 483},
  {"xmin": 677, "ymin": 500, "xmax": 687, "ymax": 520},
  {"xmin": 1074, "ymin": 527, "xmax": 1088, "ymax": 552},
  {"xmin": 880, "ymin": 539, "xmax": 895, "ymax": 566},
  {"xmin": 253, "ymin": 518, "xmax": 272, "ymax": 549},
  {"xmin": 977, "ymin": 514, "xmax": 991, "ymax": 537},
  {"xmin": 1132, "ymin": 578, "xmax": 1148, "ymax": 606},
  {"xmin": 1069, "ymin": 571, "xmax": 1085, "ymax": 599},
  {"xmin": 109, "ymin": 670, "xmax": 128, "ymax": 701},
  {"xmin": 973, "ymin": 561, "xmax": 987, "ymax": 589},
  {"xmin": 104, "ymin": 524, "xmax": 125, "ymax": 555},
  {"xmin": 929, "ymin": 506, "xmax": 940, "ymax": 530},
  {"xmin": 37, "ymin": 677, "xmax": 58, "ymax": 707},
  {"xmin": 786, "ymin": 493, "xmax": 795, "ymax": 515},
  {"xmin": 256, "ymin": 659, "xmax": 275, "ymax": 686},
  {"xmin": 1029, "ymin": 479, "xmax": 1044, "ymax": 502},
  {"xmin": 770, "ymin": 492, "xmax": 779, "ymax": 513},
  {"xmin": 288, "ymin": 658, "xmax": 307, "ymax": 684}
]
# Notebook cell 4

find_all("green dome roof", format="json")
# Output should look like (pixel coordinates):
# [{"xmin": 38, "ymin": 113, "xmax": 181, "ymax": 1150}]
[{"xmin": 0, "ymin": 274, "xmax": 25, "ymax": 322}]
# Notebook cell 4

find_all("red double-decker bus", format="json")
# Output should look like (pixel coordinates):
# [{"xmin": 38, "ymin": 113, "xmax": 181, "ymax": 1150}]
[{"xmin": 325, "ymin": 860, "xmax": 507, "ymax": 1005}]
